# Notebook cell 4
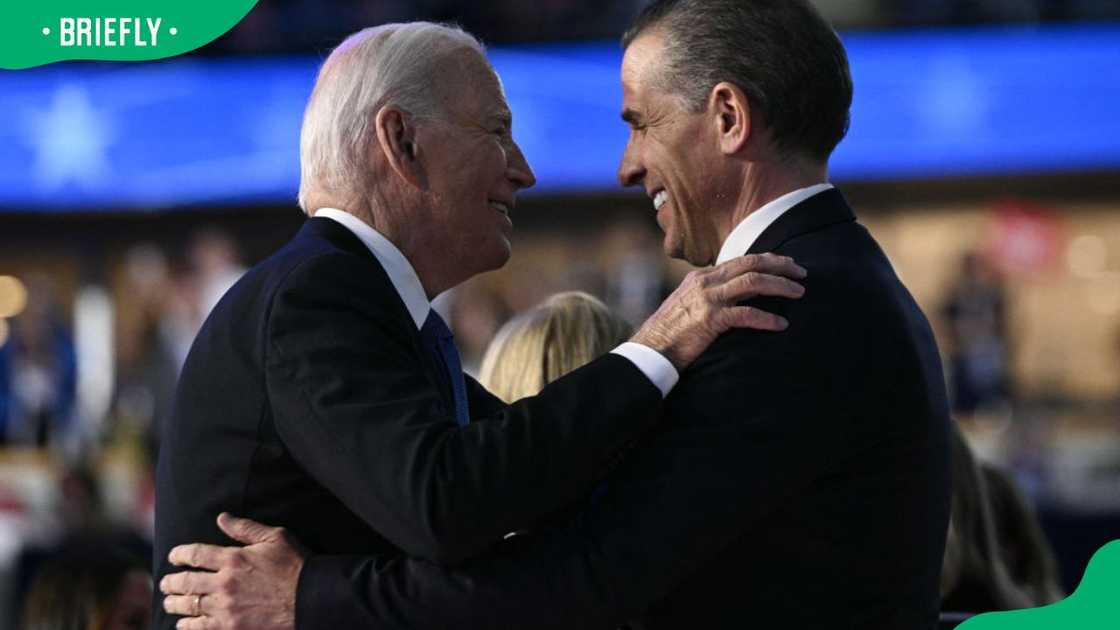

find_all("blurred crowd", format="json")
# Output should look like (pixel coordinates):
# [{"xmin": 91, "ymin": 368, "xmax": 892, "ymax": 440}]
[
  {"xmin": 202, "ymin": 0, "xmax": 1120, "ymax": 54},
  {"xmin": 0, "ymin": 230, "xmax": 248, "ymax": 629}
]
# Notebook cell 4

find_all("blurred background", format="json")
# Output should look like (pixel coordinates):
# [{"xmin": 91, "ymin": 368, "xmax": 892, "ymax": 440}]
[{"xmin": 1, "ymin": 0, "xmax": 1119, "ymax": 626}]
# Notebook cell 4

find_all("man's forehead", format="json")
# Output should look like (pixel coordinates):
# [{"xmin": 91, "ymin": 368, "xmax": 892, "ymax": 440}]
[
  {"xmin": 620, "ymin": 31, "xmax": 664, "ymax": 89},
  {"xmin": 442, "ymin": 53, "xmax": 510, "ymax": 119}
]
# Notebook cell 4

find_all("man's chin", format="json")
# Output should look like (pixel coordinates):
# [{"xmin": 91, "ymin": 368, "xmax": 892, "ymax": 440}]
[
  {"xmin": 663, "ymin": 236, "xmax": 687, "ymax": 263},
  {"xmin": 488, "ymin": 240, "xmax": 513, "ymax": 270},
  {"xmin": 669, "ymin": 241, "xmax": 715, "ymax": 267}
]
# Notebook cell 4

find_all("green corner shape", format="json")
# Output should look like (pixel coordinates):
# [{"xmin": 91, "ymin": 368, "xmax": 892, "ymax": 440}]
[
  {"xmin": 958, "ymin": 539, "xmax": 1120, "ymax": 629},
  {"xmin": 1, "ymin": 0, "xmax": 259, "ymax": 69}
]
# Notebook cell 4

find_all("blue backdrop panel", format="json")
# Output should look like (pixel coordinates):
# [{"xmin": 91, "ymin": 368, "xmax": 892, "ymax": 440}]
[{"xmin": 0, "ymin": 24, "xmax": 1117, "ymax": 210}]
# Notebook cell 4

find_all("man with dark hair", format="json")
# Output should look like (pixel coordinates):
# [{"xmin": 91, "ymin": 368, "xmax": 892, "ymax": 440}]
[
  {"xmin": 162, "ymin": 2, "xmax": 951, "ymax": 628},
  {"xmin": 622, "ymin": 0, "xmax": 853, "ymax": 164}
]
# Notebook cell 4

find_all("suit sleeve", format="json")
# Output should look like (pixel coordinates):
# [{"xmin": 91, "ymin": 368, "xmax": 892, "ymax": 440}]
[
  {"xmin": 265, "ymin": 253, "xmax": 662, "ymax": 566},
  {"xmin": 293, "ymin": 284, "xmax": 871, "ymax": 630}
]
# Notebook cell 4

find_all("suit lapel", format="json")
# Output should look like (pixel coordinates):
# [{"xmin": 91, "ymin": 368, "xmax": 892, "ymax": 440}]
[
  {"xmin": 297, "ymin": 218, "xmax": 458, "ymax": 414},
  {"xmin": 745, "ymin": 188, "xmax": 857, "ymax": 256}
]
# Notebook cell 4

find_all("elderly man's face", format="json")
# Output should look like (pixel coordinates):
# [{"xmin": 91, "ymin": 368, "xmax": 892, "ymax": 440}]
[
  {"xmin": 415, "ymin": 53, "xmax": 536, "ymax": 276},
  {"xmin": 617, "ymin": 31, "xmax": 728, "ymax": 266}
]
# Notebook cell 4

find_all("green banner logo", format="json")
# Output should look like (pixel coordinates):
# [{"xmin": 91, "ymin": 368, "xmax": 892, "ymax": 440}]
[
  {"xmin": 1, "ymin": 0, "xmax": 259, "ymax": 69},
  {"xmin": 960, "ymin": 540, "xmax": 1120, "ymax": 629}
]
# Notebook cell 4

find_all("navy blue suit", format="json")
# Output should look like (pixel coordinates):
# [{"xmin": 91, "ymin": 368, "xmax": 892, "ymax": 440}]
[
  {"xmin": 153, "ymin": 217, "xmax": 664, "ymax": 629},
  {"xmin": 295, "ymin": 189, "xmax": 953, "ymax": 630}
]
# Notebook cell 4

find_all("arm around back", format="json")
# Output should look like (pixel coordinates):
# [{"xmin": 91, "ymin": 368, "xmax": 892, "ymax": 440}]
[
  {"xmin": 265, "ymin": 252, "xmax": 663, "ymax": 565},
  {"xmin": 294, "ymin": 284, "xmax": 860, "ymax": 629}
]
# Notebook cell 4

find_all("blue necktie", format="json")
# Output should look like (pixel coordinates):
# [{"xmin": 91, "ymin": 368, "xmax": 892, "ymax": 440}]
[{"xmin": 420, "ymin": 310, "xmax": 470, "ymax": 426}]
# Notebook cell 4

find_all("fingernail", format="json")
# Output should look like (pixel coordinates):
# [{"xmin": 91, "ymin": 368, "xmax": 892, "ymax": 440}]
[{"xmin": 778, "ymin": 317, "xmax": 789, "ymax": 329}]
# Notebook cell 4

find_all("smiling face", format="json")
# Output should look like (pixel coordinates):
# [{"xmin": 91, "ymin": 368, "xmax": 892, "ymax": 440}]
[
  {"xmin": 414, "ymin": 52, "xmax": 536, "ymax": 279},
  {"xmin": 617, "ymin": 30, "xmax": 733, "ymax": 266}
]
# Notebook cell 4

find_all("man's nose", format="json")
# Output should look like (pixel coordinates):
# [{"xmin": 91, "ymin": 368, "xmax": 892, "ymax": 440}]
[
  {"xmin": 507, "ymin": 141, "xmax": 536, "ymax": 190},
  {"xmin": 617, "ymin": 143, "xmax": 644, "ymax": 188}
]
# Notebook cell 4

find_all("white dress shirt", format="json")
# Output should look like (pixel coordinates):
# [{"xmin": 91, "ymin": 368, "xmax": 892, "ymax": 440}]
[
  {"xmin": 715, "ymin": 183, "xmax": 834, "ymax": 265},
  {"xmin": 314, "ymin": 208, "xmax": 679, "ymax": 396}
]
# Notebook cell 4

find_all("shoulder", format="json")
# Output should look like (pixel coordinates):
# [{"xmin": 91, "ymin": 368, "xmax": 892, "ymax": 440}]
[
  {"xmin": 256, "ymin": 229, "xmax": 412, "ymax": 346},
  {"xmin": 257, "ymin": 226, "xmax": 395, "ymax": 307}
]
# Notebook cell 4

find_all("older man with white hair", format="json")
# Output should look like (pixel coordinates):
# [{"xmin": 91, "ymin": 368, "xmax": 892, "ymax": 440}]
[
  {"xmin": 153, "ymin": 21, "xmax": 807, "ymax": 630},
  {"xmin": 162, "ymin": 0, "xmax": 955, "ymax": 625}
]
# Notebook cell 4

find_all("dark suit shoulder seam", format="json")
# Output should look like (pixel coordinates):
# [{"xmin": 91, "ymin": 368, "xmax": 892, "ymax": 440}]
[{"xmin": 771, "ymin": 216, "xmax": 856, "ymax": 252}]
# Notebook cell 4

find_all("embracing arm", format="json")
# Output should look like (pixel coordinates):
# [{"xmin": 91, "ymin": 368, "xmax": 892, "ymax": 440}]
[
  {"xmin": 162, "ymin": 308, "xmax": 846, "ymax": 630},
  {"xmin": 294, "ymin": 321, "xmax": 848, "ymax": 629},
  {"xmin": 266, "ymin": 251, "xmax": 806, "ymax": 566},
  {"xmin": 266, "ymin": 253, "xmax": 661, "ymax": 566},
  {"xmin": 159, "ymin": 254, "xmax": 814, "ymax": 628}
]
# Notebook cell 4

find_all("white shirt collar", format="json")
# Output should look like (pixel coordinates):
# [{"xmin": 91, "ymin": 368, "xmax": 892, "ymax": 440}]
[
  {"xmin": 314, "ymin": 208, "xmax": 430, "ymax": 330},
  {"xmin": 715, "ymin": 183, "xmax": 834, "ymax": 265}
]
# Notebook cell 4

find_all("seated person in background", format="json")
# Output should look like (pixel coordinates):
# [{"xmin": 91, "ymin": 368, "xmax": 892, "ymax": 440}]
[
  {"xmin": 479, "ymin": 291, "xmax": 632, "ymax": 403},
  {"xmin": 21, "ymin": 539, "xmax": 151, "ymax": 630},
  {"xmin": 941, "ymin": 423, "xmax": 1064, "ymax": 615}
]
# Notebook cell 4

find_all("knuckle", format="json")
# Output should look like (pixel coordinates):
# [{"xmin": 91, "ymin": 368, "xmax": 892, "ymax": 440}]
[
  {"xmin": 276, "ymin": 526, "xmax": 293, "ymax": 544},
  {"xmin": 217, "ymin": 572, "xmax": 235, "ymax": 594},
  {"xmin": 227, "ymin": 551, "xmax": 245, "ymax": 570}
]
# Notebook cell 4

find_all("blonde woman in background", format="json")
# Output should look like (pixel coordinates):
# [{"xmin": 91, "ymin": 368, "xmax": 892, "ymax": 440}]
[
  {"xmin": 479, "ymin": 292, "xmax": 632, "ymax": 403},
  {"xmin": 477, "ymin": 291, "xmax": 632, "ymax": 549}
]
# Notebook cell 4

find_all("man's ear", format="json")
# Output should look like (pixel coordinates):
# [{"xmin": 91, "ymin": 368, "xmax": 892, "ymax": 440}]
[
  {"xmin": 373, "ymin": 106, "xmax": 424, "ymax": 188},
  {"xmin": 709, "ymin": 82, "xmax": 751, "ymax": 155}
]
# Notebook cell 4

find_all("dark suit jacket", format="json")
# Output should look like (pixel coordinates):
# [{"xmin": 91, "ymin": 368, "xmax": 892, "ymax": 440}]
[
  {"xmin": 152, "ymin": 217, "xmax": 664, "ymax": 629},
  {"xmin": 296, "ymin": 189, "xmax": 952, "ymax": 630}
]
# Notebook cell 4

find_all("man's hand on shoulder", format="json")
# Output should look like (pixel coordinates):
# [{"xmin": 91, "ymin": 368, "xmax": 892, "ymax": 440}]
[
  {"xmin": 161, "ymin": 513, "xmax": 306, "ymax": 630},
  {"xmin": 632, "ymin": 253, "xmax": 807, "ymax": 370}
]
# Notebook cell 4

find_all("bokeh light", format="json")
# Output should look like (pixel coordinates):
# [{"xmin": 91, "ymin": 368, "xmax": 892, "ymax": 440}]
[{"xmin": 0, "ymin": 275, "xmax": 28, "ymax": 318}]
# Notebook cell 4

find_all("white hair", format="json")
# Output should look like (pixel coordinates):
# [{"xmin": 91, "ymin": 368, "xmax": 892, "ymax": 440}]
[{"xmin": 297, "ymin": 22, "xmax": 486, "ymax": 213}]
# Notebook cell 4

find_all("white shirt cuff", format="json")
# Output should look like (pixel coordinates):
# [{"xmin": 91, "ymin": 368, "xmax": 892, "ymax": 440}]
[{"xmin": 610, "ymin": 342, "xmax": 679, "ymax": 398}]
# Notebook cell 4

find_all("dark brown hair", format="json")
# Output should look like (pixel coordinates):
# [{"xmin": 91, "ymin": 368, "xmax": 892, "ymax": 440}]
[{"xmin": 623, "ymin": 0, "xmax": 853, "ymax": 162}]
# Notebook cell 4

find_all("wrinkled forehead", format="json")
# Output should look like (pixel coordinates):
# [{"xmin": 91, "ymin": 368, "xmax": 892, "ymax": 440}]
[
  {"xmin": 623, "ymin": 31, "xmax": 667, "ymax": 83},
  {"xmin": 443, "ymin": 51, "xmax": 512, "ymax": 119},
  {"xmin": 458, "ymin": 50, "xmax": 505, "ymax": 96}
]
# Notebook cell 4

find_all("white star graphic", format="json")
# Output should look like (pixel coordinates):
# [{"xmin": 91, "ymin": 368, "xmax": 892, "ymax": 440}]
[{"xmin": 25, "ymin": 84, "xmax": 116, "ymax": 192}]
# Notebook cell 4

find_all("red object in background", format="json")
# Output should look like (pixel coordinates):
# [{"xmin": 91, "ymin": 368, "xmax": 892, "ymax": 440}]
[
  {"xmin": 987, "ymin": 198, "xmax": 1063, "ymax": 277},
  {"xmin": 0, "ymin": 483, "xmax": 26, "ymax": 513}
]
